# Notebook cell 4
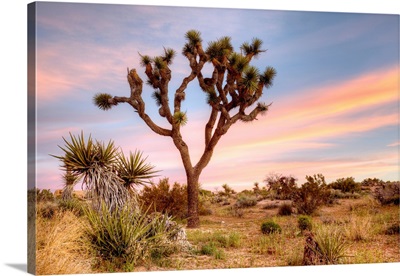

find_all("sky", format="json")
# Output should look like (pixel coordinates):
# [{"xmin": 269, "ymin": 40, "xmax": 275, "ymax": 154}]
[{"xmin": 31, "ymin": 2, "xmax": 399, "ymax": 192}]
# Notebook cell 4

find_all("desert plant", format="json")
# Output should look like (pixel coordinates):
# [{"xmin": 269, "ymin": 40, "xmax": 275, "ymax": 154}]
[
  {"xmin": 36, "ymin": 211, "xmax": 92, "ymax": 275},
  {"xmin": 329, "ymin": 177, "xmax": 361, "ymax": 194},
  {"xmin": 38, "ymin": 201, "xmax": 58, "ymax": 219},
  {"xmin": 298, "ymin": 215, "xmax": 313, "ymax": 231},
  {"xmin": 117, "ymin": 150, "xmax": 159, "ymax": 192},
  {"xmin": 264, "ymin": 173, "xmax": 297, "ymax": 200},
  {"xmin": 95, "ymin": 29, "xmax": 276, "ymax": 228},
  {"xmin": 312, "ymin": 225, "xmax": 349, "ymax": 265},
  {"xmin": 344, "ymin": 215, "xmax": 372, "ymax": 241},
  {"xmin": 35, "ymin": 188, "xmax": 55, "ymax": 202},
  {"xmin": 58, "ymin": 198, "xmax": 85, "ymax": 217},
  {"xmin": 278, "ymin": 202, "xmax": 293, "ymax": 216},
  {"xmin": 261, "ymin": 220, "xmax": 282, "ymax": 234},
  {"xmin": 140, "ymin": 178, "xmax": 188, "ymax": 219},
  {"xmin": 83, "ymin": 202, "xmax": 179, "ymax": 270},
  {"xmin": 293, "ymin": 174, "xmax": 331, "ymax": 215},
  {"xmin": 235, "ymin": 194, "xmax": 258, "ymax": 208}
]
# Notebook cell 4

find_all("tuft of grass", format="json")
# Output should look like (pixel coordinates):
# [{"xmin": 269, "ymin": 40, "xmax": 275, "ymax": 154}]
[
  {"xmin": 36, "ymin": 211, "xmax": 93, "ymax": 275},
  {"xmin": 313, "ymin": 224, "xmax": 350, "ymax": 264},
  {"xmin": 344, "ymin": 215, "xmax": 372, "ymax": 241}
]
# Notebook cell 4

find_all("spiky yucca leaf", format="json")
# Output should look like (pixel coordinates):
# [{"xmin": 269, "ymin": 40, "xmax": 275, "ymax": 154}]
[
  {"xmin": 240, "ymin": 66, "xmax": 260, "ymax": 93},
  {"xmin": 173, "ymin": 111, "xmax": 188, "ymax": 126},
  {"xmin": 93, "ymin": 93, "xmax": 114, "ymax": 111},
  {"xmin": 151, "ymin": 90, "xmax": 162, "ymax": 106},
  {"xmin": 185, "ymin": 29, "xmax": 202, "ymax": 45},
  {"xmin": 139, "ymin": 54, "xmax": 152, "ymax": 67},
  {"xmin": 117, "ymin": 150, "xmax": 159, "ymax": 190},
  {"xmin": 228, "ymin": 52, "xmax": 248, "ymax": 73},
  {"xmin": 153, "ymin": 56, "xmax": 166, "ymax": 70},
  {"xmin": 240, "ymin": 38, "xmax": 265, "ymax": 58},
  {"xmin": 206, "ymin": 36, "xmax": 233, "ymax": 61},
  {"xmin": 163, "ymin": 47, "xmax": 176, "ymax": 65},
  {"xmin": 260, "ymin": 66, "xmax": 277, "ymax": 88},
  {"xmin": 206, "ymin": 91, "xmax": 219, "ymax": 105}
]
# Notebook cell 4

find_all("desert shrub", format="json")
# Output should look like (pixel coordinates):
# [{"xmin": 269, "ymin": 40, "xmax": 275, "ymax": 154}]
[
  {"xmin": 140, "ymin": 178, "xmax": 188, "ymax": 219},
  {"xmin": 34, "ymin": 188, "xmax": 55, "ymax": 202},
  {"xmin": 235, "ymin": 194, "xmax": 258, "ymax": 208},
  {"xmin": 229, "ymin": 205, "xmax": 244, "ymax": 218},
  {"xmin": 361, "ymin": 177, "xmax": 385, "ymax": 187},
  {"xmin": 197, "ymin": 242, "xmax": 225, "ymax": 259},
  {"xmin": 298, "ymin": 215, "xmax": 312, "ymax": 231},
  {"xmin": 278, "ymin": 202, "xmax": 293, "ymax": 216},
  {"xmin": 329, "ymin": 177, "xmax": 361, "ymax": 194},
  {"xmin": 264, "ymin": 173, "xmax": 297, "ymax": 200},
  {"xmin": 261, "ymin": 220, "xmax": 282, "ymax": 234},
  {"xmin": 83, "ymin": 202, "xmax": 180, "ymax": 270},
  {"xmin": 58, "ymin": 199, "xmax": 85, "ymax": 216},
  {"xmin": 293, "ymin": 174, "xmax": 331, "ymax": 215},
  {"xmin": 219, "ymin": 183, "xmax": 236, "ymax": 197},
  {"xmin": 38, "ymin": 201, "xmax": 58, "ymax": 219},
  {"xmin": 374, "ymin": 181, "xmax": 400, "ymax": 205}
]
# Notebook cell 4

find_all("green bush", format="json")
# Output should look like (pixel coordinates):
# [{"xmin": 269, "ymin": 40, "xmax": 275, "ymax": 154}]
[
  {"xmin": 297, "ymin": 215, "xmax": 312, "ymax": 231},
  {"xmin": 293, "ymin": 174, "xmax": 331, "ymax": 215},
  {"xmin": 235, "ymin": 194, "xmax": 258, "ymax": 208},
  {"xmin": 264, "ymin": 174, "xmax": 297, "ymax": 200},
  {"xmin": 58, "ymin": 199, "xmax": 85, "ymax": 216},
  {"xmin": 278, "ymin": 202, "xmax": 293, "ymax": 216},
  {"xmin": 329, "ymin": 177, "xmax": 361, "ymax": 194},
  {"xmin": 261, "ymin": 220, "xmax": 282, "ymax": 234}
]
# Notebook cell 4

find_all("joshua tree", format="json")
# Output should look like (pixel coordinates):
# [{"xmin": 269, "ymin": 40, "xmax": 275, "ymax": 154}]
[{"xmin": 94, "ymin": 30, "xmax": 276, "ymax": 227}]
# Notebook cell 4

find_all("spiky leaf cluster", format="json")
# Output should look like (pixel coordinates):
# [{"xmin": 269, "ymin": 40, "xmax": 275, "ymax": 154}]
[
  {"xmin": 117, "ymin": 150, "xmax": 159, "ymax": 190},
  {"xmin": 173, "ymin": 111, "xmax": 188, "ymax": 126},
  {"xmin": 240, "ymin": 38, "xmax": 266, "ymax": 58},
  {"xmin": 206, "ymin": 36, "xmax": 233, "ymax": 62},
  {"xmin": 93, "ymin": 93, "xmax": 114, "ymax": 111}
]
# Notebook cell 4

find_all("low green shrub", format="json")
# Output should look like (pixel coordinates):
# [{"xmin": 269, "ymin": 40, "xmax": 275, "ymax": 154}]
[
  {"xmin": 278, "ymin": 202, "xmax": 293, "ymax": 216},
  {"xmin": 58, "ymin": 199, "xmax": 85, "ymax": 216},
  {"xmin": 235, "ymin": 194, "xmax": 258, "ymax": 208},
  {"xmin": 298, "ymin": 215, "xmax": 312, "ymax": 231},
  {"xmin": 293, "ymin": 174, "xmax": 331, "ymax": 215},
  {"xmin": 261, "ymin": 220, "xmax": 282, "ymax": 234}
]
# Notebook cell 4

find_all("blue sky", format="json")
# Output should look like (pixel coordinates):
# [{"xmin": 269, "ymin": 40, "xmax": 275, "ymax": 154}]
[{"xmin": 31, "ymin": 2, "xmax": 399, "ymax": 192}]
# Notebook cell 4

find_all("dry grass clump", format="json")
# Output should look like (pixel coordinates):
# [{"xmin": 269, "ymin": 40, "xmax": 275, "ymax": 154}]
[{"xmin": 36, "ymin": 211, "xmax": 93, "ymax": 275}]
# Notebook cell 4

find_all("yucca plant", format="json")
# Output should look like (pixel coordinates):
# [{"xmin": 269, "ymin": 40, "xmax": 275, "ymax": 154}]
[
  {"xmin": 52, "ymin": 132, "xmax": 130, "ymax": 212},
  {"xmin": 117, "ymin": 150, "xmax": 159, "ymax": 192},
  {"xmin": 84, "ymin": 202, "xmax": 179, "ymax": 270},
  {"xmin": 312, "ymin": 225, "xmax": 349, "ymax": 264}
]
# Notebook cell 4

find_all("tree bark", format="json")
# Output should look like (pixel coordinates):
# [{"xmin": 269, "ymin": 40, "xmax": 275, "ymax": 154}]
[{"xmin": 186, "ymin": 171, "xmax": 200, "ymax": 228}]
